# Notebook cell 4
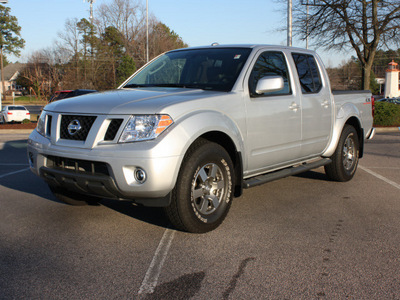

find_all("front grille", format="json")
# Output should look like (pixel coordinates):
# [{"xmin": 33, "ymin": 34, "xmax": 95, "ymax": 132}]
[
  {"xmin": 46, "ymin": 155, "xmax": 109, "ymax": 176},
  {"xmin": 60, "ymin": 115, "xmax": 96, "ymax": 141},
  {"xmin": 104, "ymin": 119, "xmax": 123, "ymax": 141},
  {"xmin": 46, "ymin": 115, "xmax": 52, "ymax": 137}
]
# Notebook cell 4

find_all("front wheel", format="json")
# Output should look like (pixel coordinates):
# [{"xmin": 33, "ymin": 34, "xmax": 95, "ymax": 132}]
[
  {"xmin": 164, "ymin": 139, "xmax": 234, "ymax": 233},
  {"xmin": 325, "ymin": 125, "xmax": 359, "ymax": 182}
]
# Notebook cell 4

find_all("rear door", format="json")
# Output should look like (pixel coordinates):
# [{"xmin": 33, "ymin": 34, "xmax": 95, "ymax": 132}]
[
  {"xmin": 291, "ymin": 53, "xmax": 332, "ymax": 156},
  {"xmin": 245, "ymin": 50, "xmax": 302, "ymax": 174}
]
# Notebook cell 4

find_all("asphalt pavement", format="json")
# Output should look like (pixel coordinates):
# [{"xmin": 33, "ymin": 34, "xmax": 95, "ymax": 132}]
[{"xmin": 0, "ymin": 130, "xmax": 399, "ymax": 299}]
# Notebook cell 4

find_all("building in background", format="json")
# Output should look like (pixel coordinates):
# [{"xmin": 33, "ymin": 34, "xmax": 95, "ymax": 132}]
[
  {"xmin": 0, "ymin": 63, "xmax": 25, "ymax": 96},
  {"xmin": 384, "ymin": 60, "xmax": 400, "ymax": 98}
]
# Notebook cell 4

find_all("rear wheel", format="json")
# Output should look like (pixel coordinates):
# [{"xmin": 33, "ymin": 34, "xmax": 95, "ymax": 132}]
[
  {"xmin": 164, "ymin": 139, "xmax": 234, "ymax": 233},
  {"xmin": 325, "ymin": 125, "xmax": 359, "ymax": 182},
  {"xmin": 49, "ymin": 186, "xmax": 100, "ymax": 206}
]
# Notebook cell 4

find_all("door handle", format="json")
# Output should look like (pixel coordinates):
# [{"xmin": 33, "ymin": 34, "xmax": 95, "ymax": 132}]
[
  {"xmin": 289, "ymin": 102, "xmax": 300, "ymax": 112},
  {"xmin": 321, "ymin": 100, "xmax": 330, "ymax": 108}
]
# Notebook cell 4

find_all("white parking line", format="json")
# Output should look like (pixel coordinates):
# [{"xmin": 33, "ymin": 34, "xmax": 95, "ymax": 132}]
[
  {"xmin": 359, "ymin": 165, "xmax": 400, "ymax": 190},
  {"xmin": 138, "ymin": 228, "xmax": 176, "ymax": 295},
  {"xmin": 0, "ymin": 167, "xmax": 30, "ymax": 179}
]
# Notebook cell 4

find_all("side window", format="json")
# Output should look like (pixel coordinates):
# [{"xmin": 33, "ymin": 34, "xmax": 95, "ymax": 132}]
[
  {"xmin": 292, "ymin": 53, "xmax": 322, "ymax": 93},
  {"xmin": 249, "ymin": 51, "xmax": 291, "ymax": 97}
]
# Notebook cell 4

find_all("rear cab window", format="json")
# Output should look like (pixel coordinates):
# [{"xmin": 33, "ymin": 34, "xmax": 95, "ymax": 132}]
[{"xmin": 292, "ymin": 53, "xmax": 322, "ymax": 94}]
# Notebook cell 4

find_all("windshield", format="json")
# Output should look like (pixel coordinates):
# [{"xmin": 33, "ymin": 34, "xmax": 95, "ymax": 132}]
[{"xmin": 123, "ymin": 48, "xmax": 252, "ymax": 92}]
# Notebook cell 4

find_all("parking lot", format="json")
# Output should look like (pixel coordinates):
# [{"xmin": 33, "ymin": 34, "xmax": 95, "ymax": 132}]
[{"xmin": 1, "ymin": 130, "xmax": 399, "ymax": 299}]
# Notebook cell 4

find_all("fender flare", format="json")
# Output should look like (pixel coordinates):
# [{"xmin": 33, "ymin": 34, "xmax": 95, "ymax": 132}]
[
  {"xmin": 323, "ymin": 103, "xmax": 362, "ymax": 158},
  {"xmin": 154, "ymin": 110, "xmax": 245, "ymax": 196}
]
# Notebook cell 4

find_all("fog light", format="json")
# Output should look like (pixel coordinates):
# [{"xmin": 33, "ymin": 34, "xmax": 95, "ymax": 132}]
[
  {"xmin": 28, "ymin": 152, "xmax": 34, "ymax": 167},
  {"xmin": 134, "ymin": 168, "xmax": 146, "ymax": 184}
]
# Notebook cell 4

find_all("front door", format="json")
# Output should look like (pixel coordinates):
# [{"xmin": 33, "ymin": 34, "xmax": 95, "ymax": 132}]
[{"xmin": 245, "ymin": 50, "xmax": 302, "ymax": 175}]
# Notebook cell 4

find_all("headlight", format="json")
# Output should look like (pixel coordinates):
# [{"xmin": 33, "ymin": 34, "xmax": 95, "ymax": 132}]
[
  {"xmin": 119, "ymin": 115, "xmax": 173, "ymax": 143},
  {"xmin": 36, "ymin": 112, "xmax": 46, "ymax": 136}
]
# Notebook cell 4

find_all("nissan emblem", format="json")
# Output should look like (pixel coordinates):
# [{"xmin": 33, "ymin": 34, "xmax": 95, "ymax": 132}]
[{"xmin": 67, "ymin": 119, "xmax": 82, "ymax": 136}]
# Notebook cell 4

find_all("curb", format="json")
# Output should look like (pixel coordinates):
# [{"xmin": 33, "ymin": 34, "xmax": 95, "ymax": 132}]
[
  {"xmin": 0, "ymin": 129, "xmax": 35, "ymax": 134},
  {"xmin": 375, "ymin": 127, "xmax": 400, "ymax": 133}
]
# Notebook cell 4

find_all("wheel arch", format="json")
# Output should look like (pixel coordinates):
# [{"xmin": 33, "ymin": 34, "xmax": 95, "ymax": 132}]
[
  {"xmin": 191, "ymin": 131, "xmax": 243, "ymax": 198},
  {"xmin": 170, "ymin": 111, "xmax": 245, "ymax": 198},
  {"xmin": 323, "ymin": 115, "xmax": 364, "ymax": 158}
]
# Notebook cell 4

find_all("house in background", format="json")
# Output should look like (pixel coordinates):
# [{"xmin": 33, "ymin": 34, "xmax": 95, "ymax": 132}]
[{"xmin": 0, "ymin": 63, "xmax": 26, "ymax": 95}]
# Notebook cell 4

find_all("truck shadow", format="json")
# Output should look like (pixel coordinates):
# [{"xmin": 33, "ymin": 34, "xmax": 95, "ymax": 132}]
[
  {"xmin": 0, "ymin": 138, "xmax": 171, "ymax": 229},
  {"xmin": 99, "ymin": 199, "xmax": 171, "ymax": 229},
  {"xmin": 294, "ymin": 169, "xmax": 330, "ymax": 181},
  {"xmin": 0, "ymin": 138, "xmax": 56, "ymax": 200},
  {"xmin": 1, "ymin": 138, "xmax": 333, "ymax": 230},
  {"xmin": 4, "ymin": 171, "xmax": 171, "ymax": 229}
]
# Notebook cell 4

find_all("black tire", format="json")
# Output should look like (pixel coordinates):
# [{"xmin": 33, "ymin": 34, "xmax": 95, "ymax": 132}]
[
  {"xmin": 164, "ymin": 139, "xmax": 234, "ymax": 233},
  {"xmin": 325, "ymin": 125, "xmax": 359, "ymax": 182},
  {"xmin": 49, "ymin": 186, "xmax": 100, "ymax": 206}
]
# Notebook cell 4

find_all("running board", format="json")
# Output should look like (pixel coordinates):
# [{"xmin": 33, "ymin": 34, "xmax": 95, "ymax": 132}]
[{"xmin": 243, "ymin": 158, "xmax": 332, "ymax": 189}]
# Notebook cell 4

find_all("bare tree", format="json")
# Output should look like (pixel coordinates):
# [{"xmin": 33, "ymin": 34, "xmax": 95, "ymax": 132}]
[
  {"xmin": 293, "ymin": 0, "xmax": 400, "ymax": 90},
  {"xmin": 96, "ymin": 0, "xmax": 146, "ymax": 57},
  {"xmin": 96, "ymin": 0, "xmax": 187, "ymax": 68},
  {"xmin": 149, "ymin": 22, "xmax": 187, "ymax": 58},
  {"xmin": 20, "ymin": 0, "xmax": 188, "ymax": 92},
  {"xmin": 21, "ymin": 50, "xmax": 61, "ymax": 100},
  {"xmin": 57, "ymin": 18, "xmax": 82, "ymax": 84}
]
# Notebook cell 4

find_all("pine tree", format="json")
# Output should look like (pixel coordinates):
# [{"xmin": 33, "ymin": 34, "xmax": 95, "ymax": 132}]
[{"xmin": 0, "ymin": 4, "xmax": 25, "ymax": 101}]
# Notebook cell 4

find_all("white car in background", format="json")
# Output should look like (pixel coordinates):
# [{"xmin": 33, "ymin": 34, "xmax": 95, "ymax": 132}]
[{"xmin": 1, "ymin": 105, "xmax": 30, "ymax": 123}]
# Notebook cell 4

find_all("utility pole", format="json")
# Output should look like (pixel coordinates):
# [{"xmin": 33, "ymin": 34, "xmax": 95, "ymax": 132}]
[
  {"xmin": 1, "ymin": 42, "xmax": 5, "ymax": 109},
  {"xmin": 306, "ymin": 0, "xmax": 309, "ymax": 49},
  {"xmin": 146, "ymin": 0, "xmax": 149, "ymax": 63},
  {"xmin": 0, "ymin": 0, "xmax": 9, "ymax": 111},
  {"xmin": 84, "ymin": 0, "xmax": 96, "ymax": 86},
  {"xmin": 302, "ymin": 0, "xmax": 319, "ymax": 49},
  {"xmin": 287, "ymin": 0, "xmax": 292, "ymax": 47},
  {"xmin": 84, "ymin": 0, "xmax": 95, "ymax": 25}
]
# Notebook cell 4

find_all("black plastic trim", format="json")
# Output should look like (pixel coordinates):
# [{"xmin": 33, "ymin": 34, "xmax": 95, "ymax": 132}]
[{"xmin": 243, "ymin": 158, "xmax": 332, "ymax": 188}]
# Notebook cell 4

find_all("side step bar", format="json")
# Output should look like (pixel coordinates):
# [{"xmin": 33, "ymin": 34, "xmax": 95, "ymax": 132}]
[{"xmin": 243, "ymin": 158, "xmax": 332, "ymax": 189}]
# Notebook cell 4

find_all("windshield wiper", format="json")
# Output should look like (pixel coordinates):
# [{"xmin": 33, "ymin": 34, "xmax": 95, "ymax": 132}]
[
  {"xmin": 123, "ymin": 83, "xmax": 151, "ymax": 88},
  {"xmin": 123, "ymin": 83, "xmax": 217, "ymax": 91},
  {"xmin": 155, "ymin": 83, "xmax": 215, "ymax": 90},
  {"xmin": 152, "ymin": 84, "xmax": 187, "ymax": 88},
  {"xmin": 123, "ymin": 83, "xmax": 187, "ymax": 89}
]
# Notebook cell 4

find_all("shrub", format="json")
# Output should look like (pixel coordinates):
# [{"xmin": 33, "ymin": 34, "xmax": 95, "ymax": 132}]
[
  {"xmin": 374, "ymin": 102, "xmax": 400, "ymax": 126},
  {"xmin": 22, "ymin": 119, "xmax": 31, "ymax": 124}
]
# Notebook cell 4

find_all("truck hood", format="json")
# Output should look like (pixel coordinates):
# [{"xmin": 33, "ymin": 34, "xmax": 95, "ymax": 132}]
[{"xmin": 44, "ymin": 88, "xmax": 224, "ymax": 115}]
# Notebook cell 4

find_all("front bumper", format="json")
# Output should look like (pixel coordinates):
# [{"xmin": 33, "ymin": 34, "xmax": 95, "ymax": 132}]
[
  {"xmin": 27, "ymin": 128, "xmax": 183, "ymax": 205},
  {"xmin": 366, "ymin": 127, "xmax": 376, "ymax": 140}
]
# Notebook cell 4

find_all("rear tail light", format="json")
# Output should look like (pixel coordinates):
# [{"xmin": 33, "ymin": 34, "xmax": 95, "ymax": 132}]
[
  {"xmin": 7, "ymin": 112, "xmax": 12, "ymax": 115},
  {"xmin": 371, "ymin": 96, "xmax": 375, "ymax": 117},
  {"xmin": 26, "ymin": 112, "xmax": 30, "ymax": 115}
]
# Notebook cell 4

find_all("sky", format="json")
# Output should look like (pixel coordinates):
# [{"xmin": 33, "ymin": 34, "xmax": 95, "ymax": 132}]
[{"xmin": 5, "ymin": 0, "xmax": 349, "ymax": 67}]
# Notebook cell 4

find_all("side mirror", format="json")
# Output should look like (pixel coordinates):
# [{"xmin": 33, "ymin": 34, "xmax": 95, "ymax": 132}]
[{"xmin": 255, "ymin": 76, "xmax": 284, "ymax": 94}]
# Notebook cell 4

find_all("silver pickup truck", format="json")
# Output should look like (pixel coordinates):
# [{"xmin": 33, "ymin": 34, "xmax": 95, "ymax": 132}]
[{"xmin": 27, "ymin": 45, "xmax": 375, "ymax": 233}]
